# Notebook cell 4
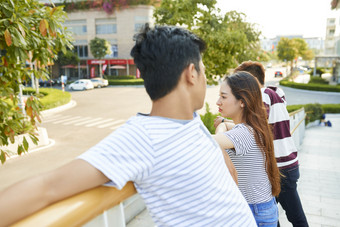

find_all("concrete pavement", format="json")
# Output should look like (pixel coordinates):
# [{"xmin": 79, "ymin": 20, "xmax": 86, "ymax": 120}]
[
  {"xmin": 127, "ymin": 113, "xmax": 340, "ymax": 227},
  {"xmin": 278, "ymin": 113, "xmax": 340, "ymax": 227}
]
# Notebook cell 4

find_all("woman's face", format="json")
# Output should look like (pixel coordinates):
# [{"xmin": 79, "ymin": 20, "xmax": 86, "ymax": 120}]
[{"xmin": 216, "ymin": 82, "xmax": 243, "ymax": 120}]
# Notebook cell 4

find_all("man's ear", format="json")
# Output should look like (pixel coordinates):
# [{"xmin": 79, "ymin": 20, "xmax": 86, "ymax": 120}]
[{"xmin": 184, "ymin": 63, "xmax": 197, "ymax": 85}]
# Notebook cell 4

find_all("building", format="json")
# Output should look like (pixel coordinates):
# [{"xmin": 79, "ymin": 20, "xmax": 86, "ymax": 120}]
[
  {"xmin": 261, "ymin": 35, "xmax": 324, "ymax": 54},
  {"xmin": 324, "ymin": 17, "xmax": 340, "ymax": 55},
  {"xmin": 42, "ymin": 1, "xmax": 156, "ymax": 79}
]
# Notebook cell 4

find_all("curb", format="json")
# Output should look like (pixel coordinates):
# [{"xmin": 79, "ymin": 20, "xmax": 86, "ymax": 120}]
[{"xmin": 41, "ymin": 100, "xmax": 77, "ymax": 117}]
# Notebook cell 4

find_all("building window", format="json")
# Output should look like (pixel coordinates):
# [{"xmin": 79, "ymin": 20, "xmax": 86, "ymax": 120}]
[
  {"xmin": 65, "ymin": 20, "xmax": 87, "ymax": 35},
  {"xmin": 105, "ymin": 39, "xmax": 118, "ymax": 58},
  {"xmin": 134, "ymin": 16, "xmax": 149, "ymax": 32},
  {"xmin": 96, "ymin": 18, "xmax": 117, "ymax": 34},
  {"xmin": 329, "ymin": 29, "xmax": 335, "ymax": 36},
  {"xmin": 74, "ymin": 45, "xmax": 88, "ymax": 58}
]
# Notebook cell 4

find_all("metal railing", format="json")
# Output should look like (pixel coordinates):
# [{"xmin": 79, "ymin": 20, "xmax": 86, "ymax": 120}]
[{"xmin": 12, "ymin": 108, "xmax": 307, "ymax": 227}]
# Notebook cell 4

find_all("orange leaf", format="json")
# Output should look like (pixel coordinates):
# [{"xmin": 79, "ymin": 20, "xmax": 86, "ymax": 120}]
[
  {"xmin": 26, "ymin": 106, "xmax": 33, "ymax": 117},
  {"xmin": 4, "ymin": 29, "xmax": 12, "ymax": 46},
  {"xmin": 50, "ymin": 7, "xmax": 57, "ymax": 16},
  {"xmin": 39, "ymin": 19, "xmax": 48, "ymax": 36}
]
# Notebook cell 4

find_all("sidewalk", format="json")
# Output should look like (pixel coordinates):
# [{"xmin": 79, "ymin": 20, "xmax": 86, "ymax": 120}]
[
  {"xmin": 127, "ymin": 114, "xmax": 340, "ymax": 227},
  {"xmin": 279, "ymin": 113, "xmax": 340, "ymax": 227}
]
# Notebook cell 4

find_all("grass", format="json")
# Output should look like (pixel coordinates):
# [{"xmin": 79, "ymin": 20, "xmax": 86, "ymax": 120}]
[{"xmin": 23, "ymin": 88, "xmax": 71, "ymax": 110}]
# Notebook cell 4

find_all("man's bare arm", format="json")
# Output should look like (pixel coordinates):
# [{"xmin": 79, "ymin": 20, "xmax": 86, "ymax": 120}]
[{"xmin": 0, "ymin": 159, "xmax": 109, "ymax": 227}]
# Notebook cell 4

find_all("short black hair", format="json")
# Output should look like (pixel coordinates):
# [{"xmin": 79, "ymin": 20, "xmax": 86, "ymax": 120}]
[{"xmin": 131, "ymin": 24, "xmax": 206, "ymax": 100}]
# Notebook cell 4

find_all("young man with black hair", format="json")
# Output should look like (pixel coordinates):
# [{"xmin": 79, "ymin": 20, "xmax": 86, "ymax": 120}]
[{"xmin": 0, "ymin": 25, "xmax": 256, "ymax": 227}]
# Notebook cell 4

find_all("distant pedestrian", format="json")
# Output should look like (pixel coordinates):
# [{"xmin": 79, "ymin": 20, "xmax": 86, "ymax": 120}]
[{"xmin": 213, "ymin": 71, "xmax": 281, "ymax": 226}]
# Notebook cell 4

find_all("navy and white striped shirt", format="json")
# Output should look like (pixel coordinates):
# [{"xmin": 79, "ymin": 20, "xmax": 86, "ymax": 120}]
[
  {"xmin": 225, "ymin": 124, "xmax": 273, "ymax": 204},
  {"xmin": 79, "ymin": 112, "xmax": 256, "ymax": 227}
]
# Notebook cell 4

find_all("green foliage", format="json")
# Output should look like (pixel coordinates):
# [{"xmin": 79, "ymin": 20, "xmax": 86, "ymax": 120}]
[
  {"xmin": 321, "ymin": 104, "xmax": 340, "ymax": 113},
  {"xmin": 23, "ymin": 88, "xmax": 71, "ymax": 110},
  {"xmin": 154, "ymin": 0, "xmax": 261, "ymax": 84},
  {"xmin": 56, "ymin": 50, "xmax": 79, "ymax": 65},
  {"xmin": 309, "ymin": 67, "xmax": 326, "ymax": 77},
  {"xmin": 308, "ymin": 76, "xmax": 328, "ymax": 85},
  {"xmin": 0, "ymin": 0, "xmax": 73, "ymax": 163},
  {"xmin": 108, "ymin": 79, "xmax": 144, "ymax": 85},
  {"xmin": 277, "ymin": 37, "xmax": 297, "ymax": 62},
  {"xmin": 304, "ymin": 103, "xmax": 323, "ymax": 124},
  {"xmin": 280, "ymin": 80, "xmax": 340, "ymax": 92},
  {"xmin": 106, "ymin": 75, "xmax": 136, "ymax": 80},
  {"xmin": 89, "ymin": 37, "xmax": 111, "ymax": 59},
  {"xmin": 200, "ymin": 103, "xmax": 219, "ymax": 134}
]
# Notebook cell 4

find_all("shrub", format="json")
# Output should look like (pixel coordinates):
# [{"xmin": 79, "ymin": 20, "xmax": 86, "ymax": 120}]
[
  {"xmin": 309, "ymin": 67, "xmax": 326, "ymax": 76},
  {"xmin": 304, "ymin": 103, "xmax": 323, "ymax": 124},
  {"xmin": 23, "ymin": 88, "xmax": 71, "ymax": 110},
  {"xmin": 106, "ymin": 75, "xmax": 136, "ymax": 80},
  {"xmin": 200, "ymin": 103, "xmax": 219, "ymax": 134},
  {"xmin": 108, "ymin": 79, "xmax": 144, "ymax": 86},
  {"xmin": 308, "ymin": 76, "xmax": 328, "ymax": 84},
  {"xmin": 321, "ymin": 104, "xmax": 340, "ymax": 113},
  {"xmin": 280, "ymin": 80, "xmax": 340, "ymax": 92}
]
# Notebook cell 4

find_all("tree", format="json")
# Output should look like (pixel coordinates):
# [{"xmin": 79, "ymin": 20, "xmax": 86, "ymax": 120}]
[
  {"xmin": 56, "ymin": 50, "xmax": 80, "ymax": 66},
  {"xmin": 89, "ymin": 37, "xmax": 112, "ymax": 78},
  {"xmin": 277, "ymin": 37, "xmax": 315, "ymax": 75},
  {"xmin": 154, "ymin": 0, "xmax": 261, "ymax": 83},
  {"xmin": 0, "ymin": 0, "xmax": 73, "ymax": 163}
]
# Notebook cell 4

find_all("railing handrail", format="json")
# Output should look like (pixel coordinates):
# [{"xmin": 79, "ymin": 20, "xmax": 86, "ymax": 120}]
[
  {"xmin": 289, "ymin": 107, "xmax": 305, "ymax": 117},
  {"xmin": 12, "ymin": 182, "xmax": 136, "ymax": 227}
]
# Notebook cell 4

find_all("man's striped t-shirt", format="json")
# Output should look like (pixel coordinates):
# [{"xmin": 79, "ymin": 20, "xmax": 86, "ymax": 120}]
[
  {"xmin": 262, "ymin": 87, "xmax": 298, "ymax": 169},
  {"xmin": 224, "ymin": 124, "xmax": 273, "ymax": 205},
  {"xmin": 79, "ymin": 112, "xmax": 256, "ymax": 227}
]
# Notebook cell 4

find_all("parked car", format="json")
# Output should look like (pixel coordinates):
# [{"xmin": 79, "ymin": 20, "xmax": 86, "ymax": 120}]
[
  {"xmin": 90, "ymin": 77, "xmax": 109, "ymax": 88},
  {"xmin": 39, "ymin": 79, "xmax": 56, "ymax": 87},
  {"xmin": 68, "ymin": 79, "xmax": 94, "ymax": 91},
  {"xmin": 274, "ymin": 71, "xmax": 283, "ymax": 77}
]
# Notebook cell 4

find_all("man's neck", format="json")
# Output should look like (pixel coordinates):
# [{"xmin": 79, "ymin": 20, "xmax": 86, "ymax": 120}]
[{"xmin": 149, "ymin": 87, "xmax": 195, "ymax": 120}]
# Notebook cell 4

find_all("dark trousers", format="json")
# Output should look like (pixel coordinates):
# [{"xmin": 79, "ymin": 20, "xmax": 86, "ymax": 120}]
[{"xmin": 277, "ymin": 166, "xmax": 309, "ymax": 227}]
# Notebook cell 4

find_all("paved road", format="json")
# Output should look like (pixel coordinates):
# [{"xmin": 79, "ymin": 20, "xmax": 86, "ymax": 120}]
[{"xmin": 0, "ymin": 86, "xmax": 152, "ymax": 190}]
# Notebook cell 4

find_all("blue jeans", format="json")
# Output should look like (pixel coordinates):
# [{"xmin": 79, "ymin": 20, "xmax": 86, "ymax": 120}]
[
  {"xmin": 249, "ymin": 197, "xmax": 278, "ymax": 226},
  {"xmin": 277, "ymin": 166, "xmax": 308, "ymax": 227}
]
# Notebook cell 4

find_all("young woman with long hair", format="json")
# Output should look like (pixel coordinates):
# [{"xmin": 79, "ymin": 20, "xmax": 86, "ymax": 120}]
[{"xmin": 213, "ymin": 71, "xmax": 281, "ymax": 226}]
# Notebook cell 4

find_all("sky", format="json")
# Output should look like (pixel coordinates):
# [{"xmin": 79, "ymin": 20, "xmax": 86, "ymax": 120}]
[{"xmin": 216, "ymin": 0, "xmax": 339, "ymax": 39}]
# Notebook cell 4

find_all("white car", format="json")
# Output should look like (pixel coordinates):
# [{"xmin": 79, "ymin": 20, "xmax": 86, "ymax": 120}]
[
  {"xmin": 90, "ymin": 77, "xmax": 109, "ymax": 88},
  {"xmin": 68, "ymin": 79, "xmax": 94, "ymax": 91}
]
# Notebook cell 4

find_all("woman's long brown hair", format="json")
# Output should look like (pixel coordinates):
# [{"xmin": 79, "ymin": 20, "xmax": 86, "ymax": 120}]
[{"xmin": 226, "ymin": 72, "xmax": 281, "ymax": 196}]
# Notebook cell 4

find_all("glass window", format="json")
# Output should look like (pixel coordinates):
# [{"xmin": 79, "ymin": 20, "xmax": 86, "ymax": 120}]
[
  {"xmin": 74, "ymin": 45, "xmax": 88, "ymax": 58},
  {"xmin": 105, "ymin": 44, "xmax": 118, "ymax": 58},
  {"xmin": 65, "ymin": 20, "xmax": 87, "ymax": 35},
  {"xmin": 134, "ymin": 16, "xmax": 149, "ymax": 32},
  {"xmin": 96, "ymin": 24, "xmax": 117, "ymax": 34},
  {"xmin": 329, "ymin": 29, "xmax": 335, "ymax": 36},
  {"xmin": 96, "ymin": 18, "xmax": 117, "ymax": 34}
]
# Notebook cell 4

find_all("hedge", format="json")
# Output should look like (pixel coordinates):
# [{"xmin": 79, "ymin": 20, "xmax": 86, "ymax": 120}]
[
  {"xmin": 201, "ymin": 103, "xmax": 340, "ymax": 132},
  {"xmin": 108, "ymin": 79, "xmax": 144, "ymax": 86},
  {"xmin": 279, "ymin": 80, "xmax": 340, "ymax": 92},
  {"xmin": 23, "ymin": 88, "xmax": 71, "ymax": 110}
]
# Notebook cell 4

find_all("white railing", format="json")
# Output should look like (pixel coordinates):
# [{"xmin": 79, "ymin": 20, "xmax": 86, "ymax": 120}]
[{"xmin": 289, "ymin": 107, "xmax": 306, "ymax": 148}]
